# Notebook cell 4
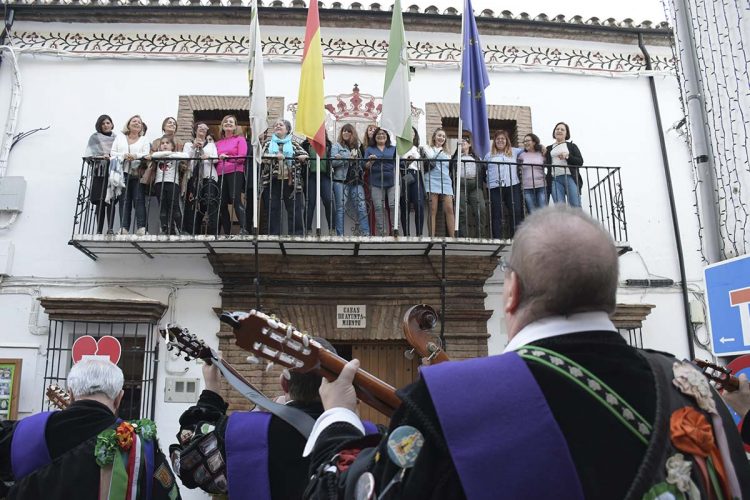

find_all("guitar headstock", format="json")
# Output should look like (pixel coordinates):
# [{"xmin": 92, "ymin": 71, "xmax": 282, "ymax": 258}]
[
  {"xmin": 160, "ymin": 324, "xmax": 213, "ymax": 362},
  {"xmin": 693, "ymin": 359, "xmax": 740, "ymax": 392},
  {"xmin": 226, "ymin": 310, "xmax": 321, "ymax": 372},
  {"xmin": 46, "ymin": 384, "xmax": 71, "ymax": 410},
  {"xmin": 402, "ymin": 304, "xmax": 448, "ymax": 365}
]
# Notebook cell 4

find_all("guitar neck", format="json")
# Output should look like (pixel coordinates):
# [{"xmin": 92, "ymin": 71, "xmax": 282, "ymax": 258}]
[
  {"xmin": 317, "ymin": 349, "xmax": 401, "ymax": 418},
  {"xmin": 205, "ymin": 350, "xmax": 270, "ymax": 399}
]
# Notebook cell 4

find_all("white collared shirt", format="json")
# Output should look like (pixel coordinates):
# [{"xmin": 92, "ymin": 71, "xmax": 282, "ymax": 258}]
[{"xmin": 503, "ymin": 311, "xmax": 617, "ymax": 353}]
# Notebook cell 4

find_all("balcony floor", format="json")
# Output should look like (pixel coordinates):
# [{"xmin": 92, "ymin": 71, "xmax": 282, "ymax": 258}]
[{"xmin": 69, "ymin": 234, "xmax": 632, "ymax": 260}]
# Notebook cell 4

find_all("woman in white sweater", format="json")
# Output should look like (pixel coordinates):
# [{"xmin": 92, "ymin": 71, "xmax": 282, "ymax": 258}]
[{"xmin": 110, "ymin": 115, "xmax": 151, "ymax": 235}]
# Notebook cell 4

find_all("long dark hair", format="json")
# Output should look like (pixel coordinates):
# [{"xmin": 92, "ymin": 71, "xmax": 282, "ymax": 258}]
[
  {"xmin": 95, "ymin": 114, "xmax": 113, "ymax": 134},
  {"xmin": 524, "ymin": 133, "xmax": 543, "ymax": 153},
  {"xmin": 337, "ymin": 123, "xmax": 360, "ymax": 149},
  {"xmin": 370, "ymin": 127, "xmax": 392, "ymax": 148}
]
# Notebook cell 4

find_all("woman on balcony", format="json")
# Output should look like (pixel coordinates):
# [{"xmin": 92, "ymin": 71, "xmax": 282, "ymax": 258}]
[
  {"xmin": 110, "ymin": 115, "xmax": 150, "ymax": 235},
  {"xmin": 519, "ymin": 133, "xmax": 548, "ymax": 213},
  {"xmin": 399, "ymin": 127, "xmax": 425, "ymax": 236},
  {"xmin": 484, "ymin": 130, "xmax": 524, "ymax": 239},
  {"xmin": 452, "ymin": 135, "xmax": 486, "ymax": 238},
  {"xmin": 260, "ymin": 119, "xmax": 308, "ymax": 236},
  {"xmin": 331, "ymin": 124, "xmax": 369, "ymax": 236},
  {"xmin": 216, "ymin": 115, "xmax": 248, "ymax": 235},
  {"xmin": 421, "ymin": 128, "xmax": 455, "ymax": 237},
  {"xmin": 545, "ymin": 122, "xmax": 583, "ymax": 208},
  {"xmin": 360, "ymin": 123, "xmax": 379, "ymax": 236},
  {"xmin": 84, "ymin": 114, "xmax": 116, "ymax": 235},
  {"xmin": 365, "ymin": 127, "xmax": 396, "ymax": 236},
  {"xmin": 183, "ymin": 122, "xmax": 219, "ymax": 236},
  {"xmin": 302, "ymin": 132, "xmax": 335, "ymax": 235}
]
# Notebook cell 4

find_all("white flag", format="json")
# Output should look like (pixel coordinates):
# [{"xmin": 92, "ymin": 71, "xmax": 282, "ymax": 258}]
[{"xmin": 249, "ymin": 0, "xmax": 267, "ymax": 168}]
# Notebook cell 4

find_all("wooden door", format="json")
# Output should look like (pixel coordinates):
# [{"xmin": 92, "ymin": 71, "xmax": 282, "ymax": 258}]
[{"xmin": 353, "ymin": 342, "xmax": 420, "ymax": 427}]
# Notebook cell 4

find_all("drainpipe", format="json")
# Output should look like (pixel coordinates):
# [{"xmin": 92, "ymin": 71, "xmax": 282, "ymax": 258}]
[
  {"xmin": 670, "ymin": 0, "xmax": 722, "ymax": 263},
  {"xmin": 637, "ymin": 33, "xmax": 695, "ymax": 359}
]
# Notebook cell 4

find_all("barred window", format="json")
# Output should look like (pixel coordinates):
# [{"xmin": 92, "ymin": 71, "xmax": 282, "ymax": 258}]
[
  {"xmin": 42, "ymin": 320, "xmax": 159, "ymax": 419},
  {"xmin": 39, "ymin": 289, "xmax": 167, "ymax": 420}
]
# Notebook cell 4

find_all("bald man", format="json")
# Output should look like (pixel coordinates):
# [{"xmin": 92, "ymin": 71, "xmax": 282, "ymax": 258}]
[{"xmin": 303, "ymin": 205, "xmax": 750, "ymax": 500}]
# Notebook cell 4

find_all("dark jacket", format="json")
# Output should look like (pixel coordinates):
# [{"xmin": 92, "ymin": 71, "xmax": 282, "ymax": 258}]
[
  {"xmin": 545, "ymin": 141, "xmax": 584, "ymax": 189},
  {"xmin": 175, "ymin": 390, "xmax": 325, "ymax": 500},
  {"xmin": 0, "ymin": 400, "xmax": 179, "ymax": 500},
  {"xmin": 306, "ymin": 332, "xmax": 750, "ymax": 500}
]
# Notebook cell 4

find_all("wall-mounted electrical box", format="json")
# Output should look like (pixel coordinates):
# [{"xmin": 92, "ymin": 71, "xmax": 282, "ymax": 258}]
[
  {"xmin": 164, "ymin": 377, "xmax": 200, "ymax": 403},
  {"xmin": 0, "ymin": 176, "xmax": 26, "ymax": 212}
]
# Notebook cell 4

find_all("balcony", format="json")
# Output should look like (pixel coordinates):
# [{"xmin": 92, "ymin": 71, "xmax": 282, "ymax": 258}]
[{"xmin": 69, "ymin": 155, "xmax": 629, "ymax": 260}]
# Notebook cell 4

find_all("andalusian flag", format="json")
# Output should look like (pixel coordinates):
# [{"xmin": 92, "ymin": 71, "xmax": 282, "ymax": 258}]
[
  {"xmin": 295, "ymin": 0, "xmax": 326, "ymax": 157},
  {"xmin": 380, "ymin": 0, "xmax": 413, "ymax": 156},
  {"xmin": 248, "ymin": 0, "xmax": 267, "ymax": 167}
]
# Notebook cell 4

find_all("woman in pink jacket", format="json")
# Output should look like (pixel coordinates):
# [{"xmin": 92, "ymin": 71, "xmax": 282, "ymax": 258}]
[{"xmin": 215, "ymin": 115, "xmax": 248, "ymax": 235}]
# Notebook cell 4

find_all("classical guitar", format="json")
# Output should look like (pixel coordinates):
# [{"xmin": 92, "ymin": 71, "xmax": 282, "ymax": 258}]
[
  {"xmin": 160, "ymin": 324, "xmax": 271, "ymax": 399},
  {"xmin": 223, "ymin": 310, "xmax": 402, "ymax": 418},
  {"xmin": 693, "ymin": 359, "xmax": 740, "ymax": 392},
  {"xmin": 402, "ymin": 304, "xmax": 450, "ymax": 365},
  {"xmin": 46, "ymin": 384, "xmax": 72, "ymax": 410}
]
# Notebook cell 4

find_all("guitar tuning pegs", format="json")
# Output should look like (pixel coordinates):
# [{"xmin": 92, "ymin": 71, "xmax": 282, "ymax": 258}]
[
  {"xmin": 265, "ymin": 361, "xmax": 275, "ymax": 372},
  {"xmin": 246, "ymin": 354, "xmax": 260, "ymax": 364},
  {"xmin": 184, "ymin": 354, "xmax": 191, "ymax": 361},
  {"xmin": 404, "ymin": 348, "xmax": 415, "ymax": 360}
]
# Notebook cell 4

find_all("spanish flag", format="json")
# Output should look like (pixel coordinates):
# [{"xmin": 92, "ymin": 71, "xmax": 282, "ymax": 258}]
[{"xmin": 295, "ymin": 0, "xmax": 326, "ymax": 157}]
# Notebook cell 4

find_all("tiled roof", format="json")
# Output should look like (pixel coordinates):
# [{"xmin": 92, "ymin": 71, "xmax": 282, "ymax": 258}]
[{"xmin": 2, "ymin": 0, "xmax": 670, "ymax": 31}]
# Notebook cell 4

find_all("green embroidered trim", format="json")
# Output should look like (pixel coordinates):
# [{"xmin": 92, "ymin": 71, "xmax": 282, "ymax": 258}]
[{"xmin": 517, "ymin": 346, "xmax": 651, "ymax": 446}]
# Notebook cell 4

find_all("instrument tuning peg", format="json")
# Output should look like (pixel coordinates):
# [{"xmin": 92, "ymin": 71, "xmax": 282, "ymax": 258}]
[
  {"xmin": 246, "ymin": 354, "xmax": 260, "ymax": 364},
  {"xmin": 184, "ymin": 354, "xmax": 191, "ymax": 361},
  {"xmin": 265, "ymin": 361, "xmax": 275, "ymax": 372},
  {"xmin": 404, "ymin": 348, "xmax": 415, "ymax": 360}
]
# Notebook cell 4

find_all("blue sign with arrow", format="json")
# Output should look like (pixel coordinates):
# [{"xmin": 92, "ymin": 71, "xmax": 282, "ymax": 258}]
[{"xmin": 705, "ymin": 255, "xmax": 750, "ymax": 356}]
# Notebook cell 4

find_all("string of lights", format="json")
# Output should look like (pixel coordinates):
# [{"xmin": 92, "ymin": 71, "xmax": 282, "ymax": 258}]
[{"xmin": 662, "ymin": 0, "xmax": 750, "ymax": 261}]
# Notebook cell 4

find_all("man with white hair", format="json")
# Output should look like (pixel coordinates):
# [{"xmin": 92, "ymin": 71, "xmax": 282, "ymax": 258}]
[
  {"xmin": 304, "ymin": 205, "xmax": 750, "ymax": 499},
  {"xmin": 0, "ymin": 357, "xmax": 179, "ymax": 499}
]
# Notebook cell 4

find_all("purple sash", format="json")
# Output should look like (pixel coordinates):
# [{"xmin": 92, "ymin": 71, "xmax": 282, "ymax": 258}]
[
  {"xmin": 421, "ymin": 352, "xmax": 584, "ymax": 500},
  {"xmin": 363, "ymin": 420, "xmax": 378, "ymax": 435},
  {"xmin": 226, "ymin": 412, "xmax": 273, "ymax": 500},
  {"xmin": 11, "ymin": 412, "xmax": 55, "ymax": 481}
]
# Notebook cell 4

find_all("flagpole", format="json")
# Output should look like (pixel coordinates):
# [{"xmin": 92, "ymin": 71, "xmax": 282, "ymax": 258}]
[
  {"xmin": 394, "ymin": 146, "xmax": 401, "ymax": 237},
  {"xmin": 454, "ymin": 0, "xmax": 467, "ymax": 237},
  {"xmin": 316, "ymin": 155, "xmax": 321, "ymax": 236}
]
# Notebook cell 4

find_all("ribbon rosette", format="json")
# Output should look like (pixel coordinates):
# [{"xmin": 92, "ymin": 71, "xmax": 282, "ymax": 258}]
[
  {"xmin": 672, "ymin": 361, "xmax": 716, "ymax": 414},
  {"xmin": 670, "ymin": 407, "xmax": 729, "ymax": 499},
  {"xmin": 115, "ymin": 421, "xmax": 135, "ymax": 451}
]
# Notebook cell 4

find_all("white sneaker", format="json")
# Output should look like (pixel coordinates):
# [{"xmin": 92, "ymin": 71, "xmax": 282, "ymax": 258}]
[
  {"xmin": 119, "ymin": 228, "xmax": 129, "ymax": 235},
  {"xmin": 136, "ymin": 227, "xmax": 146, "ymax": 236}
]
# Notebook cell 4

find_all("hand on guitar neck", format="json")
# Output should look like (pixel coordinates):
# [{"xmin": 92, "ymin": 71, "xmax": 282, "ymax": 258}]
[
  {"xmin": 223, "ymin": 310, "xmax": 402, "ymax": 417},
  {"xmin": 693, "ymin": 359, "xmax": 750, "ymax": 417}
]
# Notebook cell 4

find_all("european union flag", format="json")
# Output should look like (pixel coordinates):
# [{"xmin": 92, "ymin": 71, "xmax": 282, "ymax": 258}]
[{"xmin": 459, "ymin": 0, "xmax": 490, "ymax": 159}]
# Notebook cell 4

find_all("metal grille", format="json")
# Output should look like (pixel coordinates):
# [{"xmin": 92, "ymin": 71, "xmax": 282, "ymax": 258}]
[
  {"xmin": 42, "ymin": 320, "xmax": 159, "ymax": 420},
  {"xmin": 620, "ymin": 327, "xmax": 644, "ymax": 349}
]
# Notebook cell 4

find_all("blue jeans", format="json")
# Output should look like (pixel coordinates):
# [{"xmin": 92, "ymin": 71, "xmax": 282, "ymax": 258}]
[
  {"xmin": 523, "ymin": 187, "xmax": 548, "ymax": 213},
  {"xmin": 334, "ymin": 182, "xmax": 370, "ymax": 235},
  {"xmin": 551, "ymin": 174, "xmax": 581, "ymax": 207},
  {"xmin": 119, "ymin": 173, "xmax": 146, "ymax": 232}
]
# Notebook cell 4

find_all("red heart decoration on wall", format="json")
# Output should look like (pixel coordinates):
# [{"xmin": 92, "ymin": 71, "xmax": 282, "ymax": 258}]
[{"xmin": 71, "ymin": 335, "xmax": 122, "ymax": 364}]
